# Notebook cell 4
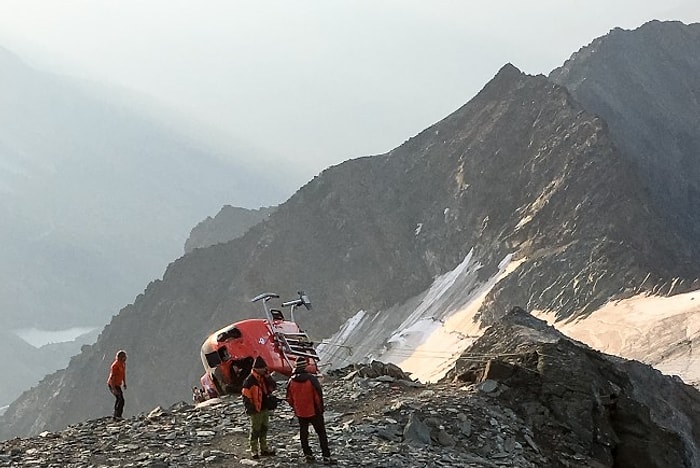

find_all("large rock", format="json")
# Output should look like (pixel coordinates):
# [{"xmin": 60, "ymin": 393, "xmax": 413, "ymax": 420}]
[{"xmin": 451, "ymin": 307, "xmax": 700, "ymax": 467}]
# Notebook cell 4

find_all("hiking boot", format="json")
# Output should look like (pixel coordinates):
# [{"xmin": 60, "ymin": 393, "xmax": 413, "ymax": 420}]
[
  {"xmin": 323, "ymin": 457, "xmax": 337, "ymax": 465},
  {"xmin": 305, "ymin": 454, "xmax": 316, "ymax": 463},
  {"xmin": 251, "ymin": 453, "xmax": 260, "ymax": 460},
  {"xmin": 260, "ymin": 448, "xmax": 276, "ymax": 456}
]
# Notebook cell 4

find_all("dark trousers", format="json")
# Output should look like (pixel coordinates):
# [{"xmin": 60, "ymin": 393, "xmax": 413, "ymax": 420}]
[
  {"xmin": 298, "ymin": 414, "xmax": 330, "ymax": 458},
  {"xmin": 109, "ymin": 385, "xmax": 124, "ymax": 418}
]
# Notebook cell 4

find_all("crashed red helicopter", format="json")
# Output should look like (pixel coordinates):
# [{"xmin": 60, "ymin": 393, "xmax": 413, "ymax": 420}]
[{"xmin": 199, "ymin": 291, "xmax": 319, "ymax": 397}]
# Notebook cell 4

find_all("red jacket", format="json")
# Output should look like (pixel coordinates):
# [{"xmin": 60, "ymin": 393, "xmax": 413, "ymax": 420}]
[
  {"xmin": 286, "ymin": 371, "xmax": 324, "ymax": 418},
  {"xmin": 107, "ymin": 359, "xmax": 126, "ymax": 387},
  {"xmin": 241, "ymin": 369, "xmax": 276, "ymax": 414}
]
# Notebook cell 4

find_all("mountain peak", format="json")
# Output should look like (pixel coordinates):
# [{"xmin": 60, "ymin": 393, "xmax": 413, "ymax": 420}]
[
  {"xmin": 495, "ymin": 62, "xmax": 523, "ymax": 77},
  {"xmin": 550, "ymin": 19, "xmax": 700, "ymax": 246},
  {"xmin": 485, "ymin": 62, "xmax": 527, "ymax": 89}
]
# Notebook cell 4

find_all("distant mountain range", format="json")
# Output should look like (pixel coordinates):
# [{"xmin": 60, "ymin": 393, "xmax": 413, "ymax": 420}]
[
  {"xmin": 0, "ymin": 45, "xmax": 288, "ymax": 332},
  {"xmin": 1, "ymin": 20, "xmax": 699, "ymax": 440}
]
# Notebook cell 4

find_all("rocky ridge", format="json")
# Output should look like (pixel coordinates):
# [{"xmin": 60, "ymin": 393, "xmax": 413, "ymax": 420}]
[
  {"xmin": 184, "ymin": 205, "xmax": 276, "ymax": 254},
  {"xmin": 2, "ymin": 311, "xmax": 698, "ymax": 468},
  {"xmin": 0, "ymin": 367, "xmax": 593, "ymax": 468}
]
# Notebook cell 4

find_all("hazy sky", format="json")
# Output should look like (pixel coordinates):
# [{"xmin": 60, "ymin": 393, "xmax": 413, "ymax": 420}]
[{"xmin": 1, "ymin": 1, "xmax": 698, "ymax": 187}]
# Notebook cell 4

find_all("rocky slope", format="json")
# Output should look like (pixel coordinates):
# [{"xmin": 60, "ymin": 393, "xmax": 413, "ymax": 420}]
[
  {"xmin": 1, "ymin": 310, "xmax": 698, "ymax": 468},
  {"xmin": 2, "ymin": 22, "xmax": 700, "ymax": 440}
]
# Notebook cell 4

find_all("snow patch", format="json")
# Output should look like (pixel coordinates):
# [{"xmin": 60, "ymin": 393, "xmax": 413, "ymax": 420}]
[
  {"xmin": 383, "ymin": 252, "xmax": 523, "ymax": 382},
  {"xmin": 316, "ymin": 310, "xmax": 366, "ymax": 357},
  {"xmin": 535, "ymin": 290, "xmax": 700, "ymax": 386},
  {"xmin": 320, "ymin": 249, "xmax": 527, "ymax": 383}
]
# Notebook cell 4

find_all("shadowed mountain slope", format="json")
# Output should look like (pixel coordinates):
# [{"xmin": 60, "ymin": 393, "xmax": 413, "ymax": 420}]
[
  {"xmin": 3, "ymin": 53, "xmax": 698, "ymax": 439},
  {"xmin": 550, "ymin": 20, "xmax": 700, "ymax": 242}
]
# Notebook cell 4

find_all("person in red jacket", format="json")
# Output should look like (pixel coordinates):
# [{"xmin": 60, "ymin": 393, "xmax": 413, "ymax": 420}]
[
  {"xmin": 106, "ymin": 350, "xmax": 127, "ymax": 420},
  {"xmin": 286, "ymin": 357, "xmax": 337, "ymax": 465},
  {"xmin": 241, "ymin": 356, "xmax": 277, "ymax": 459}
]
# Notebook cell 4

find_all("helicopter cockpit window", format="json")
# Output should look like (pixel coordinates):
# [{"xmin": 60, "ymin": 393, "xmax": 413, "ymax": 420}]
[
  {"xmin": 217, "ymin": 326, "xmax": 242, "ymax": 342},
  {"xmin": 218, "ymin": 347, "xmax": 231, "ymax": 362},
  {"xmin": 205, "ymin": 351, "xmax": 221, "ymax": 367}
]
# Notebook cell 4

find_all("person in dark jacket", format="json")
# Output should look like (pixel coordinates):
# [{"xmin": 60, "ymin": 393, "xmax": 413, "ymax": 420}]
[
  {"xmin": 286, "ymin": 357, "xmax": 337, "ymax": 465},
  {"xmin": 241, "ymin": 356, "xmax": 277, "ymax": 459}
]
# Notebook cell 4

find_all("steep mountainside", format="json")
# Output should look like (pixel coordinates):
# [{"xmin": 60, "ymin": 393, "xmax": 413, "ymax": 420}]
[
  {"xmin": 3, "ymin": 55, "xmax": 698, "ymax": 439},
  {"xmin": 184, "ymin": 205, "xmax": 276, "ymax": 254},
  {"xmin": 0, "ymin": 46, "xmax": 285, "ymax": 331},
  {"xmin": 550, "ymin": 20, "xmax": 700, "ymax": 243}
]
